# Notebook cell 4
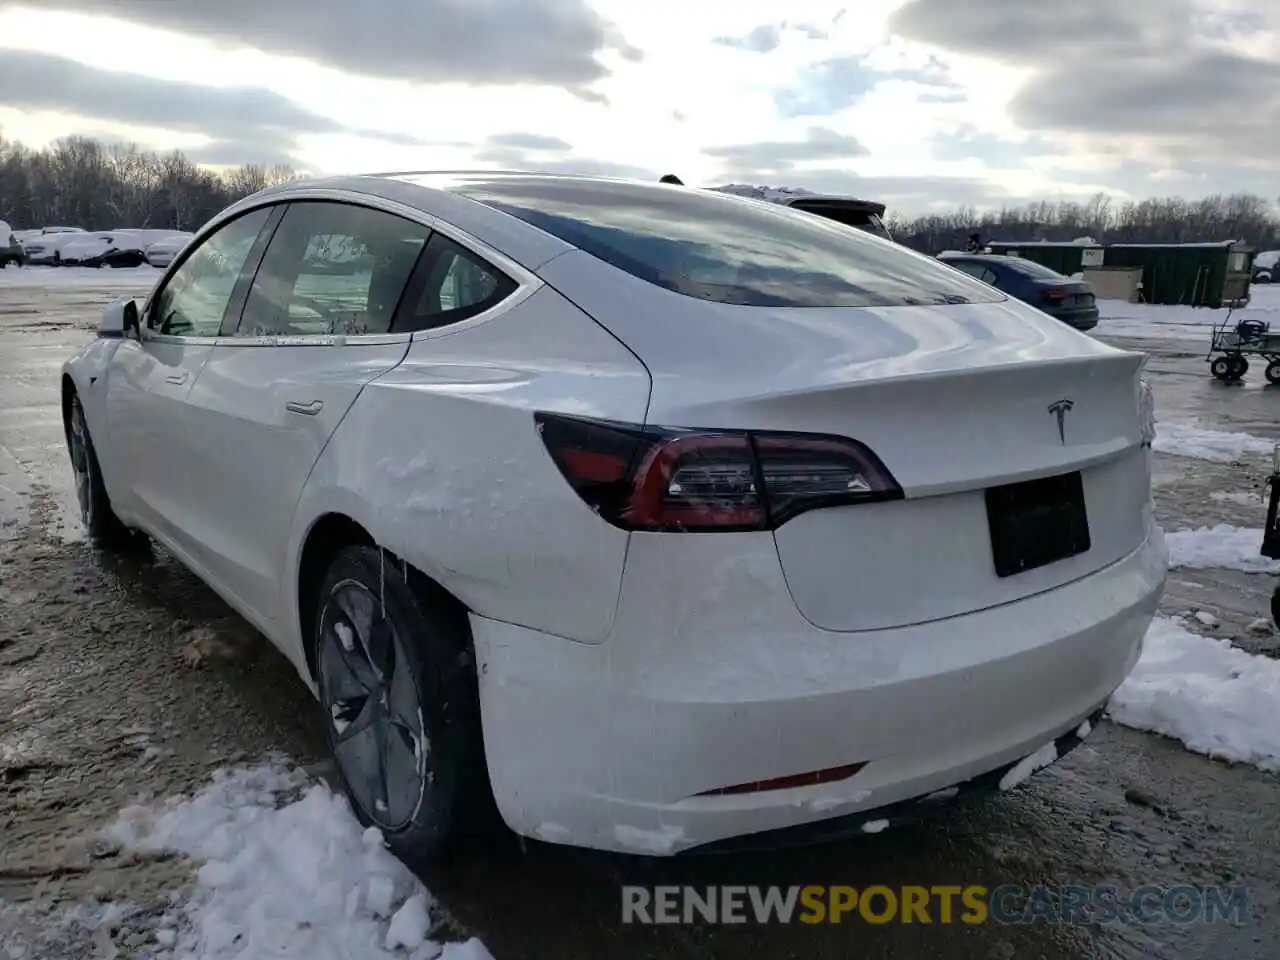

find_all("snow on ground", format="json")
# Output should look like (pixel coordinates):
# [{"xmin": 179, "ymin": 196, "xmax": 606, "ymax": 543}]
[
  {"xmin": 1154, "ymin": 423, "xmax": 1277, "ymax": 462},
  {"xmin": 1165, "ymin": 524, "xmax": 1280, "ymax": 574},
  {"xmin": 107, "ymin": 762, "xmax": 492, "ymax": 960},
  {"xmin": 1099, "ymin": 282, "xmax": 1280, "ymax": 340},
  {"xmin": 1110, "ymin": 617, "xmax": 1280, "ymax": 772},
  {"xmin": 0, "ymin": 265, "xmax": 161, "ymax": 289}
]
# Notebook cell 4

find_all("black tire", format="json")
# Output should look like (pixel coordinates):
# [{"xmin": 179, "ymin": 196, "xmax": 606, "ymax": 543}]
[
  {"xmin": 1273, "ymin": 586, "xmax": 1280, "ymax": 629},
  {"xmin": 67, "ymin": 394, "xmax": 143, "ymax": 550},
  {"xmin": 1230, "ymin": 357, "xmax": 1249, "ymax": 380},
  {"xmin": 1266, "ymin": 361, "xmax": 1280, "ymax": 385},
  {"xmin": 1210, "ymin": 357, "xmax": 1233, "ymax": 380},
  {"xmin": 314, "ymin": 546, "xmax": 495, "ymax": 865}
]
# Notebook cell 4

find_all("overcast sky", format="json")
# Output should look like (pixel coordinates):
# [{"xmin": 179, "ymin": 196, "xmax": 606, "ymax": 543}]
[{"xmin": 0, "ymin": 0, "xmax": 1276, "ymax": 214}]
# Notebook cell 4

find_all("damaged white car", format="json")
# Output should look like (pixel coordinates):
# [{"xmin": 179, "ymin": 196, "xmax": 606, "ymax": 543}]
[{"xmin": 60, "ymin": 173, "xmax": 1166, "ymax": 861}]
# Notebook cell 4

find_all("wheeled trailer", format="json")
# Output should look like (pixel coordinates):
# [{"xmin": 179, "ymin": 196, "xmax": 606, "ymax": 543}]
[{"xmin": 1206, "ymin": 315, "xmax": 1280, "ymax": 383}]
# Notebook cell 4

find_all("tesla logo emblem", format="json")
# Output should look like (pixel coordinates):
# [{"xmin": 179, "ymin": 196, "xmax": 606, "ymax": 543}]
[{"xmin": 1048, "ymin": 399, "xmax": 1074, "ymax": 444}]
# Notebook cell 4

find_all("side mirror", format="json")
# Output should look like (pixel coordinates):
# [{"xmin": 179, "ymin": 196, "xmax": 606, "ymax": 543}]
[{"xmin": 99, "ymin": 299, "xmax": 139, "ymax": 339}]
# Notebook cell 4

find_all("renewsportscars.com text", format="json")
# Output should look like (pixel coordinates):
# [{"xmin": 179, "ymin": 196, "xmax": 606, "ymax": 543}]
[{"xmin": 621, "ymin": 884, "xmax": 1250, "ymax": 926}]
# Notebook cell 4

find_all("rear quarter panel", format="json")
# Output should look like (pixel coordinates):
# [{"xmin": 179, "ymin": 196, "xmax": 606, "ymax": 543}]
[{"xmin": 286, "ymin": 284, "xmax": 653, "ymax": 646}]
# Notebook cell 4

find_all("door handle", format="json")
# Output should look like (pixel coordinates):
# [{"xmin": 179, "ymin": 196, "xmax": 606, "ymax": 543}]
[
  {"xmin": 285, "ymin": 400, "xmax": 324, "ymax": 416},
  {"xmin": 165, "ymin": 372, "xmax": 188, "ymax": 385}
]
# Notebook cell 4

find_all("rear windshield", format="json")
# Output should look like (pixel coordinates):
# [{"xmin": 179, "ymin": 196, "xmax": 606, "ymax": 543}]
[
  {"xmin": 456, "ymin": 179, "xmax": 1002, "ymax": 308},
  {"xmin": 1001, "ymin": 257, "xmax": 1066, "ymax": 281}
]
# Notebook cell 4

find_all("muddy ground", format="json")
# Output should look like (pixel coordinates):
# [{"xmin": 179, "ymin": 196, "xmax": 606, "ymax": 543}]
[{"xmin": 2, "ymin": 276, "xmax": 1279, "ymax": 959}]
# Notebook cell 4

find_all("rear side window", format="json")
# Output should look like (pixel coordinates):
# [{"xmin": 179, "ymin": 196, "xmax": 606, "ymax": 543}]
[
  {"xmin": 947, "ymin": 261, "xmax": 999, "ymax": 285},
  {"xmin": 396, "ymin": 234, "xmax": 517, "ymax": 332},
  {"xmin": 1002, "ymin": 257, "xmax": 1066, "ymax": 281},
  {"xmin": 458, "ymin": 179, "xmax": 1000, "ymax": 308}
]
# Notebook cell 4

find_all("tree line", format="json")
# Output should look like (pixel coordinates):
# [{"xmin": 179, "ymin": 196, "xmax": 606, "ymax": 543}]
[
  {"xmin": 0, "ymin": 134, "xmax": 300, "ymax": 232},
  {"xmin": 885, "ymin": 193, "xmax": 1280, "ymax": 255},
  {"xmin": 2, "ymin": 134, "xmax": 1278, "ymax": 254}
]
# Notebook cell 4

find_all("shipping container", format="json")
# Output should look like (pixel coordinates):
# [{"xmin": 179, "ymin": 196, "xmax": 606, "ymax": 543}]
[{"xmin": 986, "ymin": 240, "xmax": 1252, "ymax": 307}]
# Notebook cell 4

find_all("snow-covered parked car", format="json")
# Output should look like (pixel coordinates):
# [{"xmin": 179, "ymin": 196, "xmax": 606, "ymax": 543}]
[
  {"xmin": 1252, "ymin": 250, "xmax": 1279, "ymax": 284},
  {"xmin": 21, "ymin": 231, "xmax": 88, "ymax": 265},
  {"xmin": 57, "ymin": 231, "xmax": 149, "ymax": 268},
  {"xmin": 144, "ymin": 233, "xmax": 193, "ymax": 267},
  {"xmin": 60, "ymin": 173, "xmax": 1166, "ymax": 862}
]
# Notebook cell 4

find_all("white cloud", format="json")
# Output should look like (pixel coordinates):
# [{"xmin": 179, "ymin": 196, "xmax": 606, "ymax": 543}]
[{"xmin": 0, "ymin": 0, "xmax": 1273, "ymax": 214}]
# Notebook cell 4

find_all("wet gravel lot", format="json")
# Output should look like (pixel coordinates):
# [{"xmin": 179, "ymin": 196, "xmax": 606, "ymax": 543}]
[{"xmin": 2, "ymin": 271, "xmax": 1279, "ymax": 959}]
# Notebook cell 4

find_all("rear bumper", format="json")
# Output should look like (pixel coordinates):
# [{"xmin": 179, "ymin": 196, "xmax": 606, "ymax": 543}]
[
  {"xmin": 1046, "ymin": 306, "xmax": 1100, "ymax": 330},
  {"xmin": 471, "ymin": 525, "xmax": 1167, "ymax": 855},
  {"xmin": 693, "ymin": 705, "xmax": 1106, "ymax": 854}
]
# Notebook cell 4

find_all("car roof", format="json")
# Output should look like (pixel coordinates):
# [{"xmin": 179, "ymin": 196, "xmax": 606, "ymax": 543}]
[
  {"xmin": 226, "ymin": 171, "xmax": 618, "ymax": 270},
  {"xmin": 214, "ymin": 170, "xmax": 830, "ymax": 273}
]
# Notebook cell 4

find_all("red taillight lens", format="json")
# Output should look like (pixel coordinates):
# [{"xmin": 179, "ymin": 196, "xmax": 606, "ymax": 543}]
[
  {"xmin": 534, "ymin": 412, "xmax": 902, "ymax": 532},
  {"xmin": 1042, "ymin": 286, "xmax": 1067, "ymax": 301}
]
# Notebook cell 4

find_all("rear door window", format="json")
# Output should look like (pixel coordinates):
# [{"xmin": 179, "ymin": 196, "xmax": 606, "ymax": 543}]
[
  {"xmin": 457, "ymin": 178, "xmax": 1001, "ymax": 308},
  {"xmin": 235, "ymin": 201, "xmax": 431, "ymax": 337}
]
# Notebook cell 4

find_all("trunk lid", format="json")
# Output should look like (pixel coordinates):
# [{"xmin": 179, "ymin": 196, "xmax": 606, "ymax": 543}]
[
  {"xmin": 758, "ymin": 355, "xmax": 1149, "ymax": 629},
  {"xmin": 536, "ymin": 253, "xmax": 1151, "ymax": 631}
]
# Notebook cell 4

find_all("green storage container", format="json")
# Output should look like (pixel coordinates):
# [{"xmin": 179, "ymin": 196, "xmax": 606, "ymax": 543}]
[
  {"xmin": 985, "ymin": 242, "xmax": 1101, "ymax": 277},
  {"xmin": 984, "ymin": 240, "xmax": 1253, "ymax": 307},
  {"xmin": 1104, "ymin": 242, "xmax": 1252, "ymax": 308}
]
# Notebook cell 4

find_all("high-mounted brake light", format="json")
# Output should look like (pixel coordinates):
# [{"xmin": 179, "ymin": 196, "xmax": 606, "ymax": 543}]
[{"xmin": 534, "ymin": 412, "xmax": 902, "ymax": 532}]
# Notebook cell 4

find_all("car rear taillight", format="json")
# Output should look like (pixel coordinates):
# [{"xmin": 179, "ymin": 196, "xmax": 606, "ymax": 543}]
[
  {"xmin": 1042, "ymin": 287, "xmax": 1068, "ymax": 301},
  {"xmin": 534, "ymin": 412, "xmax": 902, "ymax": 532}
]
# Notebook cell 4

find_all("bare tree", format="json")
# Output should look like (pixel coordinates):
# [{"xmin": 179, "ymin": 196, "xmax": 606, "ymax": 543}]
[
  {"xmin": 889, "ymin": 191, "xmax": 1280, "ymax": 254},
  {"xmin": 0, "ymin": 132, "xmax": 306, "ymax": 231}
]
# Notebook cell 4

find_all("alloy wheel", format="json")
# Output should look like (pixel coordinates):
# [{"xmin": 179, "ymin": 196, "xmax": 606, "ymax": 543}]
[{"xmin": 318, "ymin": 580, "xmax": 429, "ymax": 831}]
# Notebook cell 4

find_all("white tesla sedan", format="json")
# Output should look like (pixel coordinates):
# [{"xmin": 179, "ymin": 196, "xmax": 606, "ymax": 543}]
[{"xmin": 61, "ymin": 173, "xmax": 1166, "ymax": 861}]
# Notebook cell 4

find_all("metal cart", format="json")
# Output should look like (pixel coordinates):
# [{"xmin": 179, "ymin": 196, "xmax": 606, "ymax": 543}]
[{"xmin": 1206, "ymin": 313, "xmax": 1280, "ymax": 383}]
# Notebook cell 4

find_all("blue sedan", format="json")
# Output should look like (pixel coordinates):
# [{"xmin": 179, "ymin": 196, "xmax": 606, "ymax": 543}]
[{"xmin": 938, "ymin": 253, "xmax": 1100, "ymax": 331}]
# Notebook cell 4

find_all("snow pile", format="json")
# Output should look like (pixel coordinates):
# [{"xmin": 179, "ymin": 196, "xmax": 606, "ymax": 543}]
[
  {"xmin": 107, "ymin": 762, "xmax": 492, "ymax": 960},
  {"xmin": 1109, "ymin": 617, "xmax": 1280, "ymax": 771},
  {"xmin": 1165, "ymin": 524, "xmax": 1280, "ymax": 574},
  {"xmin": 1153, "ymin": 423, "xmax": 1277, "ymax": 462},
  {"xmin": 998, "ymin": 741, "xmax": 1058, "ymax": 791}
]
